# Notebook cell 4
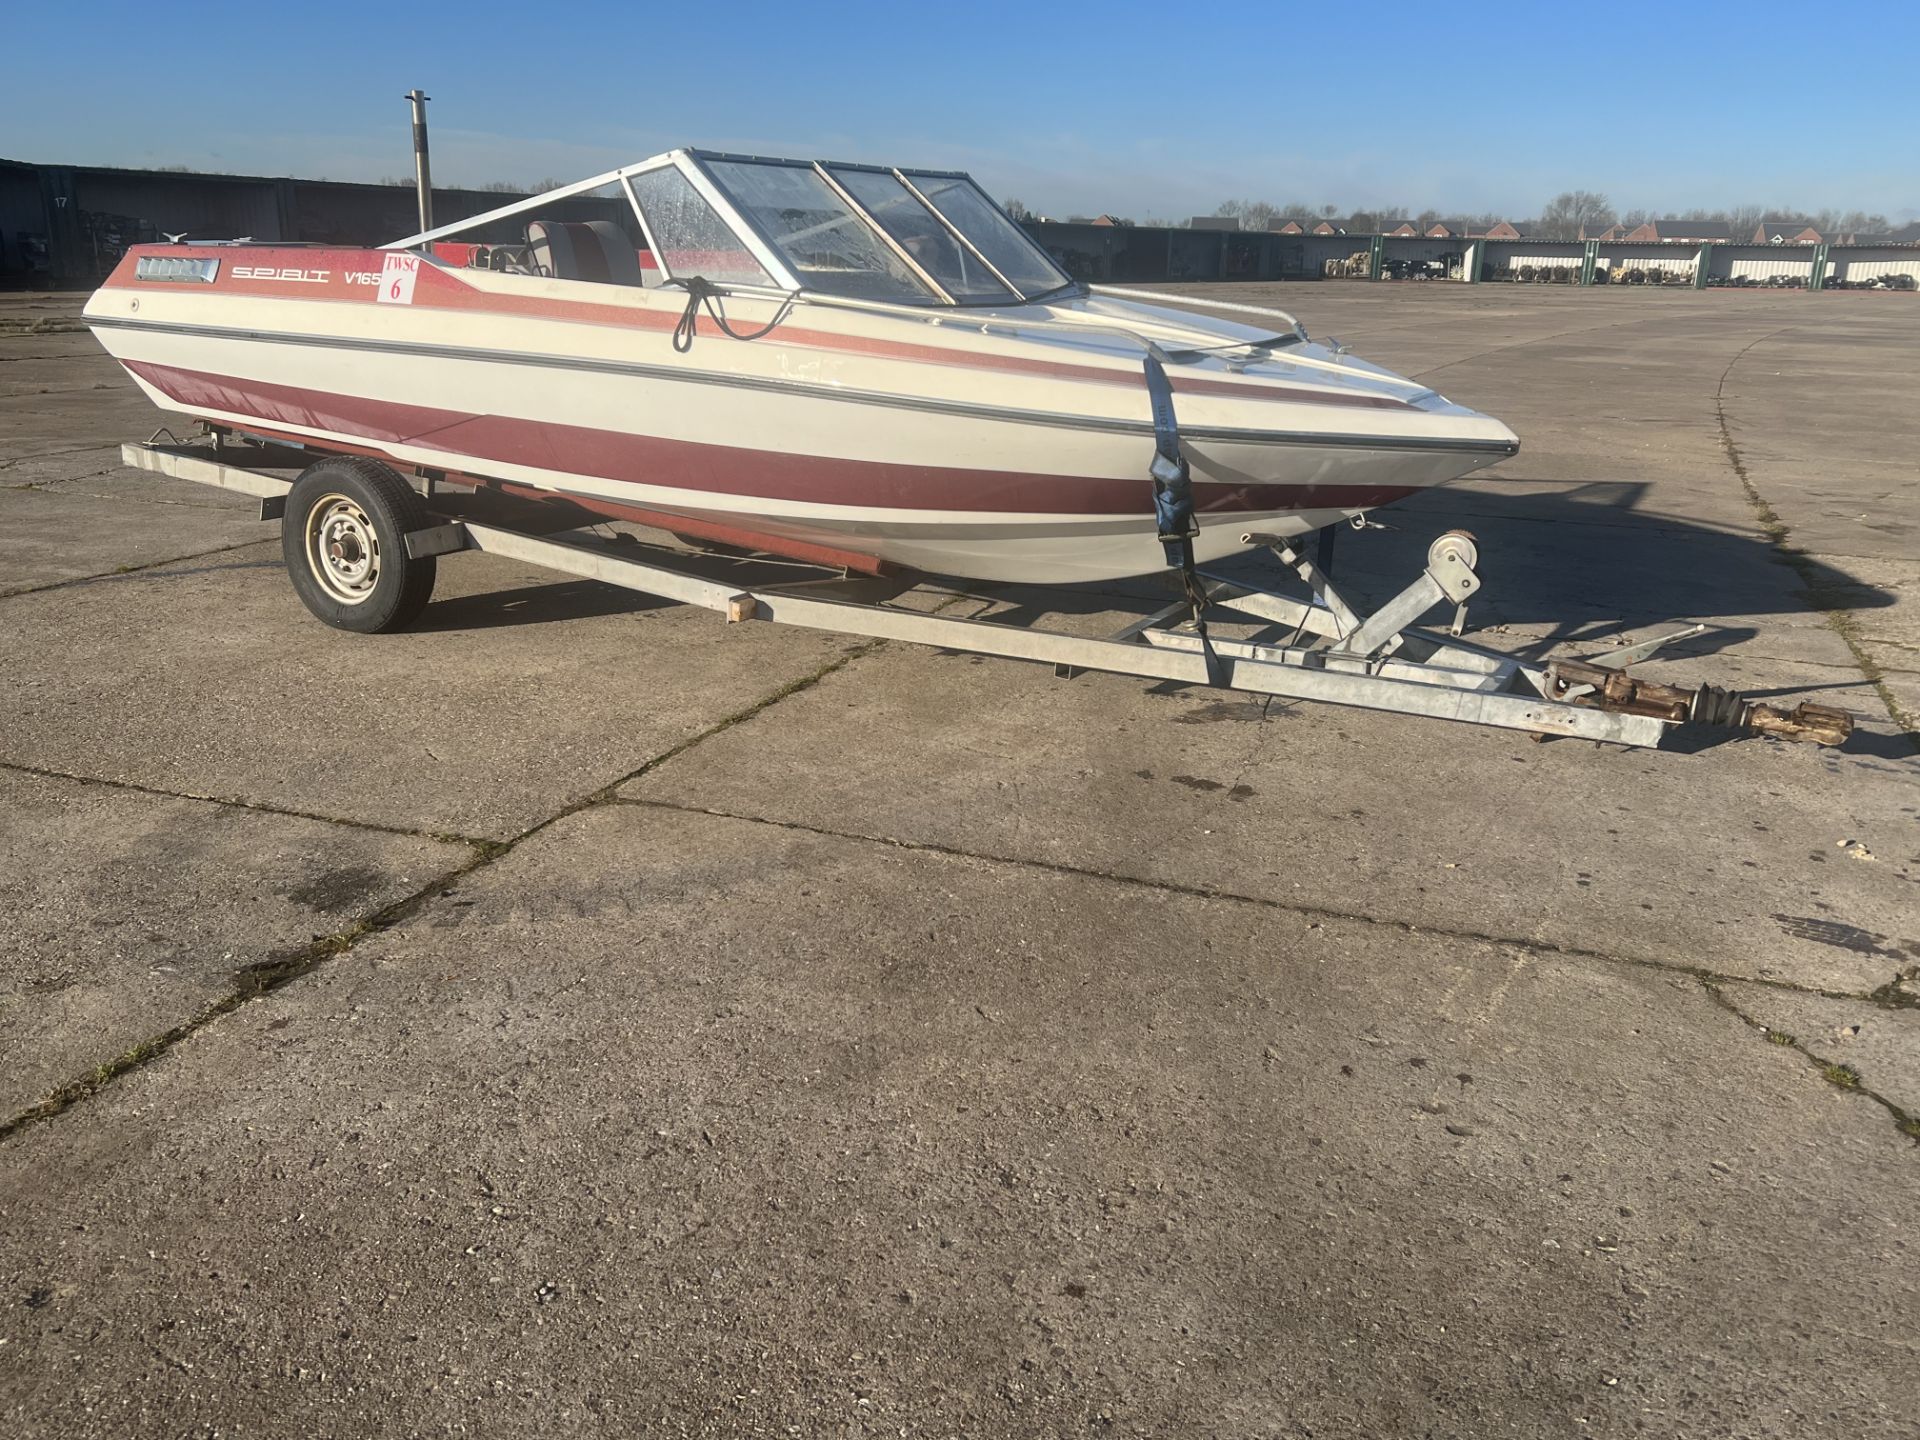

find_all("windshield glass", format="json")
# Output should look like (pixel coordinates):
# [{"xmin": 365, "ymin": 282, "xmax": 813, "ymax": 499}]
[
  {"xmin": 633, "ymin": 166, "xmax": 775, "ymax": 288},
  {"xmin": 901, "ymin": 173, "xmax": 1072, "ymax": 297},
  {"xmin": 704, "ymin": 159, "xmax": 936, "ymax": 304},
  {"xmin": 627, "ymin": 166, "xmax": 773, "ymax": 287},
  {"xmin": 825, "ymin": 166, "xmax": 1016, "ymax": 302}
]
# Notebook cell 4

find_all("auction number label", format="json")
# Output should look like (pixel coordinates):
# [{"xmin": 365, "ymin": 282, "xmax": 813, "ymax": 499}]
[{"xmin": 378, "ymin": 252, "xmax": 420, "ymax": 305}]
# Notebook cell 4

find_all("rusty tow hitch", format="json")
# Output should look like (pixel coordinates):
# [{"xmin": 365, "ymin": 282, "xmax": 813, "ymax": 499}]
[{"xmin": 1543, "ymin": 659, "xmax": 1853, "ymax": 746}]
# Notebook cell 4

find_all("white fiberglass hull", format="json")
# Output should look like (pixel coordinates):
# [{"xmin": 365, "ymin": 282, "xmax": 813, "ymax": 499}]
[{"xmin": 86, "ymin": 248, "xmax": 1519, "ymax": 582}]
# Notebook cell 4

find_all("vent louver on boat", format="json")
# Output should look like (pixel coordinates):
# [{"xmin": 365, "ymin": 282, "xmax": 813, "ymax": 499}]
[{"xmin": 135, "ymin": 256, "xmax": 220, "ymax": 283}]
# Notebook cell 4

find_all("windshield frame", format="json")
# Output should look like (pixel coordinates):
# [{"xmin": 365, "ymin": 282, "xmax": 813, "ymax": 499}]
[
  {"xmin": 697, "ymin": 154, "xmax": 944, "ymax": 306},
  {"xmin": 818, "ymin": 161, "xmax": 1020, "ymax": 305},
  {"xmin": 890, "ymin": 166, "xmax": 1077, "ymax": 299},
  {"xmin": 383, "ymin": 147, "xmax": 1082, "ymax": 309},
  {"xmin": 689, "ymin": 150, "xmax": 1079, "ymax": 307}
]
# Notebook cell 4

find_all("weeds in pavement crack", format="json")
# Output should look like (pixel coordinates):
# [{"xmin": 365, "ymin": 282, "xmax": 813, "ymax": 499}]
[
  {"xmin": 1704, "ymin": 983, "xmax": 1919, "ymax": 1148},
  {"xmin": 1821, "ymin": 1062, "xmax": 1862, "ymax": 1090},
  {"xmin": 0, "ymin": 760, "xmax": 497, "ymax": 848},
  {"xmin": 1714, "ymin": 331, "xmax": 1917, "ymax": 750}
]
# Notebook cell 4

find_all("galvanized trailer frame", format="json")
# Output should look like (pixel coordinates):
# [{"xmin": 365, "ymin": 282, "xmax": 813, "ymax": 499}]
[{"xmin": 120, "ymin": 436, "xmax": 1850, "ymax": 750}]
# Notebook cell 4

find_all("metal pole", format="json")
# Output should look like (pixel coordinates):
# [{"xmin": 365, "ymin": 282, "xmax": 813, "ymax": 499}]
[
  {"xmin": 1809, "ymin": 242, "xmax": 1830, "ymax": 293},
  {"xmin": 405, "ymin": 89, "xmax": 433, "ymax": 241}
]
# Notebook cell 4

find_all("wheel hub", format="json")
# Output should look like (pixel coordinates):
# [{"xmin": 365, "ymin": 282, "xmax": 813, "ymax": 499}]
[{"xmin": 307, "ymin": 495, "xmax": 381, "ymax": 603}]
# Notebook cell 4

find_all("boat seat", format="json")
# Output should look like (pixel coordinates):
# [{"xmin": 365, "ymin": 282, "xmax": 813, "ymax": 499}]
[{"xmin": 525, "ymin": 220, "xmax": 646, "ymax": 286}]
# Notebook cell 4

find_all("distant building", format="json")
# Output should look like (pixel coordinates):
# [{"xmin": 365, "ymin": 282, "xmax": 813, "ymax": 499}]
[
  {"xmin": 1379, "ymin": 219, "xmax": 1419, "ymax": 237},
  {"xmin": 1089, "ymin": 214, "xmax": 1125, "ymax": 227},
  {"xmin": 1188, "ymin": 215, "xmax": 1240, "ymax": 231},
  {"xmin": 1481, "ymin": 220, "xmax": 1528, "ymax": 240},
  {"xmin": 1267, "ymin": 217, "xmax": 1309, "ymax": 235},
  {"xmin": 1310, "ymin": 218, "xmax": 1347, "ymax": 235},
  {"xmin": 1841, "ymin": 221, "xmax": 1920, "ymax": 246},
  {"xmin": 1424, "ymin": 220, "xmax": 1473, "ymax": 238},
  {"xmin": 1754, "ymin": 218, "xmax": 1821, "ymax": 244},
  {"xmin": 1624, "ymin": 218, "xmax": 1733, "ymax": 243},
  {"xmin": 1581, "ymin": 222, "xmax": 1628, "ymax": 242}
]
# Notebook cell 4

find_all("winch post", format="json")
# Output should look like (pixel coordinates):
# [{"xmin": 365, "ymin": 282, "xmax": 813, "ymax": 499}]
[{"xmin": 1330, "ymin": 531, "xmax": 1481, "ymax": 661}]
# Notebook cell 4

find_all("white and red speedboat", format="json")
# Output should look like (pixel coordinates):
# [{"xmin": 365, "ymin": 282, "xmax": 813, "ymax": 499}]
[{"xmin": 84, "ymin": 148, "xmax": 1518, "ymax": 584}]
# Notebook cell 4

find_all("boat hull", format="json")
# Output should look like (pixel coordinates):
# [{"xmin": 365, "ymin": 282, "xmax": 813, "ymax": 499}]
[{"xmin": 86, "ymin": 247, "xmax": 1519, "ymax": 582}]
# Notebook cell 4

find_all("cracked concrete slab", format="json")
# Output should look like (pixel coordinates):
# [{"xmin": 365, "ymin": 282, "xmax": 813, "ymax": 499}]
[
  {"xmin": 0, "ymin": 482, "xmax": 270, "ymax": 595},
  {"xmin": 1829, "ymin": 555, "xmax": 1920, "ymax": 731},
  {"xmin": 0, "ymin": 767, "xmax": 472, "ymax": 1118},
  {"xmin": 1719, "ymin": 316, "xmax": 1920, "ymax": 564},
  {"xmin": 612, "ymin": 284, "xmax": 1918, "ymax": 994},
  {"xmin": 0, "ymin": 443, "xmax": 127, "ymax": 487},
  {"xmin": 0, "ymin": 804, "xmax": 1913, "ymax": 1438},
  {"xmin": 1859, "ymin": 648, "xmax": 1920, "ymax": 739},
  {"xmin": 1719, "ymin": 979, "xmax": 1920, "ymax": 1119},
  {"xmin": 623, "ymin": 638, "xmax": 1919, "ymax": 992},
  {"xmin": 0, "ymin": 385, "xmax": 167, "ymax": 460},
  {"xmin": 35, "ymin": 464, "xmax": 260, "ymax": 511},
  {"xmin": 1841, "ymin": 556, "xmax": 1920, "ymax": 644},
  {"xmin": 0, "ymin": 537, "xmax": 864, "ymax": 839}
]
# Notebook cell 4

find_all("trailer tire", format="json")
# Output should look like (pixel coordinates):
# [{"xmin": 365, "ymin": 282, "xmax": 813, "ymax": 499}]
[{"xmin": 282, "ymin": 456, "xmax": 437, "ymax": 633}]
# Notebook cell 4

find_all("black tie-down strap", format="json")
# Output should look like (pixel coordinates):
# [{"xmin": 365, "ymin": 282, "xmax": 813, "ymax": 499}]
[
  {"xmin": 1142, "ymin": 352, "xmax": 1220, "ymax": 684},
  {"xmin": 1144, "ymin": 352, "xmax": 1197, "ymax": 562}
]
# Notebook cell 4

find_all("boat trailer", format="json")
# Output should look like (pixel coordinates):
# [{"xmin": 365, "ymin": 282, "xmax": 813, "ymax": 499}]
[{"xmin": 122, "ymin": 436, "xmax": 1851, "ymax": 752}]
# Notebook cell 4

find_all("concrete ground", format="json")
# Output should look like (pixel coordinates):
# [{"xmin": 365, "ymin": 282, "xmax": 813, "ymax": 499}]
[{"xmin": 1, "ymin": 282, "xmax": 1916, "ymax": 1438}]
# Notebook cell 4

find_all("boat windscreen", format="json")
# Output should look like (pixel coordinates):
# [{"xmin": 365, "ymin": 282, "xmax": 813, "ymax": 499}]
[
  {"xmin": 628, "ymin": 167, "xmax": 773, "ymax": 287},
  {"xmin": 704, "ymin": 160, "xmax": 937, "ymax": 304},
  {"xmin": 825, "ymin": 167, "xmax": 1016, "ymax": 303},
  {"xmin": 901, "ymin": 173, "xmax": 1072, "ymax": 298}
]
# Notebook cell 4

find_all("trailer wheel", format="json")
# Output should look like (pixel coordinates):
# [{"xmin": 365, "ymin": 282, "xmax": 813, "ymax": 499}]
[{"xmin": 282, "ymin": 456, "xmax": 436, "ymax": 633}]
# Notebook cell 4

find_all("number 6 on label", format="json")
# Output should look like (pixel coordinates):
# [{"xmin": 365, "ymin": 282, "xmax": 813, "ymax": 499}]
[{"xmin": 378, "ymin": 252, "xmax": 420, "ymax": 305}]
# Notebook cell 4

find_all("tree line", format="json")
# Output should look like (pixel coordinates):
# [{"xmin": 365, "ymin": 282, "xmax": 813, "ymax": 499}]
[
  {"xmin": 1008, "ymin": 190, "xmax": 1896, "ymax": 238},
  {"xmin": 1531, "ymin": 191, "xmax": 1891, "ymax": 240}
]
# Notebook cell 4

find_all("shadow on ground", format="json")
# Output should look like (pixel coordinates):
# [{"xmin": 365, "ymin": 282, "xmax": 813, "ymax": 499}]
[
  {"xmin": 933, "ymin": 479, "xmax": 1886, "ymax": 654},
  {"xmin": 409, "ymin": 578, "xmax": 674, "ymax": 631}
]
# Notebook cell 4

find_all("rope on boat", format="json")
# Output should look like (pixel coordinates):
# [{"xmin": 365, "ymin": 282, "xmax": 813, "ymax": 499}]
[{"xmin": 672, "ymin": 277, "xmax": 796, "ymax": 353}]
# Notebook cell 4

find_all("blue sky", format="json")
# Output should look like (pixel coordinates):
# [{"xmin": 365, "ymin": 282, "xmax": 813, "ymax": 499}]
[{"xmin": 7, "ymin": 1, "xmax": 1913, "ymax": 222}]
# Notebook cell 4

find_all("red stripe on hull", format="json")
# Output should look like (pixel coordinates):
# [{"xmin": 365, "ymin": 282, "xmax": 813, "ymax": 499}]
[{"xmin": 123, "ymin": 358, "xmax": 1422, "ymax": 518}]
